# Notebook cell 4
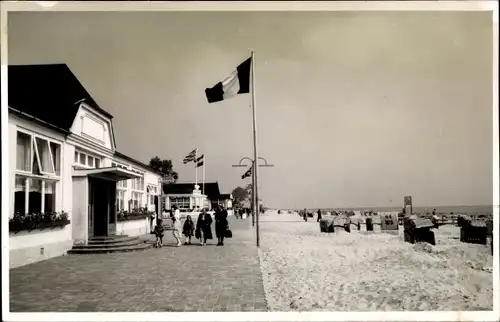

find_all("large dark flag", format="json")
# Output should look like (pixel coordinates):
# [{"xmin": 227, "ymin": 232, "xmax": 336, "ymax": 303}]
[
  {"xmin": 183, "ymin": 149, "xmax": 197, "ymax": 164},
  {"xmin": 205, "ymin": 57, "xmax": 252, "ymax": 104},
  {"xmin": 241, "ymin": 166, "xmax": 252, "ymax": 180}
]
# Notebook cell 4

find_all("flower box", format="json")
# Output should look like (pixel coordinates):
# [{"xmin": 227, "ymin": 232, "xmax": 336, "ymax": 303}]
[
  {"xmin": 9, "ymin": 219, "xmax": 71, "ymax": 234},
  {"xmin": 117, "ymin": 214, "xmax": 149, "ymax": 222},
  {"xmin": 117, "ymin": 209, "xmax": 154, "ymax": 222}
]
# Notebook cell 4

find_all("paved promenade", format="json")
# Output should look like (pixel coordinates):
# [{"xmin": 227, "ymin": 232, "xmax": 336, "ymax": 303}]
[{"xmin": 9, "ymin": 216, "xmax": 268, "ymax": 312}]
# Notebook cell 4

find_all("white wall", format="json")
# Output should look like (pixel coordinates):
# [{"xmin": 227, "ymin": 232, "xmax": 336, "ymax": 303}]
[
  {"xmin": 116, "ymin": 217, "xmax": 151, "ymax": 237},
  {"xmin": 72, "ymin": 176, "xmax": 88, "ymax": 244},
  {"xmin": 63, "ymin": 143, "xmax": 75, "ymax": 220},
  {"xmin": 8, "ymin": 113, "xmax": 74, "ymax": 267},
  {"xmin": 9, "ymin": 227, "xmax": 73, "ymax": 269},
  {"xmin": 70, "ymin": 103, "xmax": 113, "ymax": 150},
  {"xmin": 144, "ymin": 170, "xmax": 160, "ymax": 212}
]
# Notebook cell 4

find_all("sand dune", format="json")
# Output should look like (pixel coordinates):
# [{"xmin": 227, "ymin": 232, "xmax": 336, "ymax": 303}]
[{"xmin": 258, "ymin": 212, "xmax": 493, "ymax": 311}]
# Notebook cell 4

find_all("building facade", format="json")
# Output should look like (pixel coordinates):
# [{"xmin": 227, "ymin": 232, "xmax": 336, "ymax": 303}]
[
  {"xmin": 8, "ymin": 64, "xmax": 161, "ymax": 268},
  {"xmin": 162, "ymin": 182, "xmax": 233, "ymax": 213}
]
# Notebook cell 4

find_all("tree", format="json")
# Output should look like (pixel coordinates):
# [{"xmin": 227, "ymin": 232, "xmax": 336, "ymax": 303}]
[
  {"xmin": 231, "ymin": 186, "xmax": 249, "ymax": 208},
  {"xmin": 243, "ymin": 183, "xmax": 266, "ymax": 212},
  {"xmin": 148, "ymin": 156, "xmax": 178, "ymax": 181}
]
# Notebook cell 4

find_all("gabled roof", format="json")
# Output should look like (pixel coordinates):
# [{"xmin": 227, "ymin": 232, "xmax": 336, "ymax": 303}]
[
  {"xmin": 163, "ymin": 182, "xmax": 222, "ymax": 200},
  {"xmin": 8, "ymin": 64, "xmax": 113, "ymax": 133}
]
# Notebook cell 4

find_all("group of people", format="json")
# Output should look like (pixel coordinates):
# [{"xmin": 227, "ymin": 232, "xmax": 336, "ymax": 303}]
[
  {"xmin": 153, "ymin": 205, "xmax": 231, "ymax": 248},
  {"xmin": 301, "ymin": 208, "xmax": 323, "ymax": 222},
  {"xmin": 234, "ymin": 208, "xmax": 250, "ymax": 219}
]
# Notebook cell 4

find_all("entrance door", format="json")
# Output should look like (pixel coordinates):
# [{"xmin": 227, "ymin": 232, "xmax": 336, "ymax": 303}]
[{"xmin": 90, "ymin": 177, "xmax": 110, "ymax": 237}]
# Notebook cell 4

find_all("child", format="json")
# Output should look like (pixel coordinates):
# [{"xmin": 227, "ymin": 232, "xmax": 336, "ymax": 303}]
[
  {"xmin": 182, "ymin": 215, "xmax": 195, "ymax": 245},
  {"xmin": 154, "ymin": 219, "xmax": 165, "ymax": 248}
]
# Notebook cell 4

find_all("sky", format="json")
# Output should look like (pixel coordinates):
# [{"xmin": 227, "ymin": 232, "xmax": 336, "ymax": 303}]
[{"xmin": 7, "ymin": 10, "xmax": 494, "ymax": 209}]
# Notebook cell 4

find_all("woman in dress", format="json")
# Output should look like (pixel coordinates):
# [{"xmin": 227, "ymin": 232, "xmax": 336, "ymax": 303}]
[
  {"xmin": 214, "ymin": 205, "xmax": 229, "ymax": 246},
  {"xmin": 171, "ymin": 205, "xmax": 182, "ymax": 247},
  {"xmin": 195, "ymin": 208, "xmax": 213, "ymax": 246}
]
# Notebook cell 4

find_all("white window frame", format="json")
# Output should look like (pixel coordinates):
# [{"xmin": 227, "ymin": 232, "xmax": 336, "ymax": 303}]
[
  {"xmin": 131, "ymin": 170, "xmax": 144, "ymax": 193},
  {"xmin": 116, "ymin": 190, "xmax": 125, "ymax": 212},
  {"xmin": 74, "ymin": 149, "xmax": 102, "ymax": 169},
  {"xmin": 131, "ymin": 191, "xmax": 143, "ymax": 210},
  {"xmin": 169, "ymin": 196, "xmax": 190, "ymax": 210},
  {"xmin": 16, "ymin": 129, "xmax": 62, "ymax": 178},
  {"xmin": 14, "ymin": 129, "xmax": 62, "ymax": 215}
]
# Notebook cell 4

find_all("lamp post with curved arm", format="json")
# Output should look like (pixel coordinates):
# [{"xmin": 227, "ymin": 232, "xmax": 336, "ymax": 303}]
[{"xmin": 232, "ymin": 156, "xmax": 274, "ymax": 247}]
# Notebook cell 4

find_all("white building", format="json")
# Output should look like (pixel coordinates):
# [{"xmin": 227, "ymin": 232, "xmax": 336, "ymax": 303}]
[
  {"xmin": 162, "ymin": 182, "xmax": 233, "ymax": 212},
  {"xmin": 7, "ymin": 64, "xmax": 162, "ymax": 268}
]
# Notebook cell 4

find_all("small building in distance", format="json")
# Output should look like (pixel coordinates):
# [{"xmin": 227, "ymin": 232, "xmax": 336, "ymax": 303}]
[{"xmin": 162, "ymin": 182, "xmax": 233, "ymax": 212}]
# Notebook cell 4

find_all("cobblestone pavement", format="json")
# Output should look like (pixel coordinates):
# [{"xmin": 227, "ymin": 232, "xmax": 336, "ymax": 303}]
[{"xmin": 9, "ymin": 216, "xmax": 268, "ymax": 312}]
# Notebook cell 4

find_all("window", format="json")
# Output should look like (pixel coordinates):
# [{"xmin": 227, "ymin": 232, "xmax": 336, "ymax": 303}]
[
  {"xmin": 14, "ymin": 131, "xmax": 61, "ymax": 215},
  {"xmin": 150, "ymin": 195, "xmax": 154, "ymax": 205},
  {"xmin": 14, "ymin": 176, "xmax": 57, "ymax": 214},
  {"xmin": 116, "ymin": 190, "xmax": 125, "ymax": 211},
  {"xmin": 131, "ymin": 175, "xmax": 144, "ymax": 191},
  {"xmin": 50, "ymin": 142, "xmax": 61, "ymax": 175},
  {"xmin": 75, "ymin": 150, "xmax": 102, "ymax": 169},
  {"xmin": 132, "ymin": 191, "xmax": 143, "ymax": 209},
  {"xmin": 16, "ymin": 132, "xmax": 32, "ymax": 172},
  {"xmin": 79, "ymin": 153, "xmax": 86, "ymax": 165},
  {"xmin": 16, "ymin": 131, "xmax": 60, "ymax": 176},
  {"xmin": 170, "ymin": 197, "xmax": 190, "ymax": 209}
]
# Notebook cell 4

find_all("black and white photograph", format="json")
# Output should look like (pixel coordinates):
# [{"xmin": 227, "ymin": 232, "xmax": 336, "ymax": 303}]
[{"xmin": 1, "ymin": 1, "xmax": 498, "ymax": 321}]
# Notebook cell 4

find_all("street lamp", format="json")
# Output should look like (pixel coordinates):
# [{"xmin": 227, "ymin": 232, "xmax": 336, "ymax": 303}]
[{"xmin": 232, "ymin": 156, "xmax": 274, "ymax": 247}]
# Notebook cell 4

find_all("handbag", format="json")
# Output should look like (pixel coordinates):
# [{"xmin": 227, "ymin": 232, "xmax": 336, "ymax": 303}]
[{"xmin": 224, "ymin": 227, "xmax": 233, "ymax": 238}]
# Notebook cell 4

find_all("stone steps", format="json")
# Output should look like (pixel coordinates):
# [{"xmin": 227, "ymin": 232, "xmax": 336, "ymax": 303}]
[
  {"xmin": 73, "ymin": 239, "xmax": 145, "ymax": 249},
  {"xmin": 87, "ymin": 236, "xmax": 137, "ymax": 245},
  {"xmin": 68, "ymin": 235, "xmax": 152, "ymax": 254}
]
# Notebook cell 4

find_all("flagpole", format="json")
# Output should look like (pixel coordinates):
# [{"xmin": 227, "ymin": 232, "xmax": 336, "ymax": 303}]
[
  {"xmin": 250, "ymin": 50, "xmax": 260, "ymax": 248},
  {"xmin": 203, "ymin": 157, "xmax": 206, "ymax": 196},
  {"xmin": 195, "ymin": 148, "xmax": 198, "ymax": 188}
]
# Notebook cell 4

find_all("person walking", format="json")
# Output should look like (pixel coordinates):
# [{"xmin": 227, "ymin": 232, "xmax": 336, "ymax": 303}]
[
  {"xmin": 154, "ymin": 219, "xmax": 164, "ymax": 248},
  {"xmin": 182, "ymin": 215, "xmax": 195, "ymax": 245},
  {"xmin": 317, "ymin": 209, "xmax": 322, "ymax": 222},
  {"xmin": 215, "ymin": 205, "xmax": 229, "ymax": 246},
  {"xmin": 303, "ymin": 208, "xmax": 308, "ymax": 222},
  {"xmin": 195, "ymin": 208, "xmax": 213, "ymax": 246},
  {"xmin": 171, "ymin": 205, "xmax": 182, "ymax": 247}
]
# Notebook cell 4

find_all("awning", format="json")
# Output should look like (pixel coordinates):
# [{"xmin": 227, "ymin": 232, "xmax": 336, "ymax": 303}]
[{"xmin": 73, "ymin": 166, "xmax": 141, "ymax": 181}]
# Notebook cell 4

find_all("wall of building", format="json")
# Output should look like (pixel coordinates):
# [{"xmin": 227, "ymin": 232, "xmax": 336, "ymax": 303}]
[
  {"xmin": 70, "ymin": 103, "xmax": 114, "ymax": 150},
  {"xmin": 8, "ymin": 113, "xmax": 74, "ymax": 268},
  {"xmin": 9, "ymin": 226, "xmax": 73, "ymax": 269},
  {"xmin": 116, "ymin": 218, "xmax": 151, "ymax": 237},
  {"xmin": 113, "ymin": 157, "xmax": 161, "ymax": 213},
  {"xmin": 71, "ymin": 176, "xmax": 88, "ymax": 245}
]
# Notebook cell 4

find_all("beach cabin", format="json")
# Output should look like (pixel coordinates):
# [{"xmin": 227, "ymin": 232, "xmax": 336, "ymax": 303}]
[{"xmin": 8, "ymin": 64, "xmax": 162, "ymax": 268}]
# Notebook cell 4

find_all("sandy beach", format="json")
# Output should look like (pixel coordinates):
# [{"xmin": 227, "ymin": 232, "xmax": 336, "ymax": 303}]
[{"xmin": 258, "ymin": 211, "xmax": 493, "ymax": 311}]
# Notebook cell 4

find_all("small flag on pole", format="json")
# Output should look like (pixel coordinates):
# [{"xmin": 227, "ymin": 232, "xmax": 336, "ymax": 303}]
[
  {"xmin": 183, "ymin": 149, "xmax": 197, "ymax": 164},
  {"xmin": 205, "ymin": 57, "xmax": 252, "ymax": 104},
  {"xmin": 241, "ymin": 166, "xmax": 252, "ymax": 179},
  {"xmin": 196, "ymin": 155, "xmax": 204, "ymax": 168}
]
